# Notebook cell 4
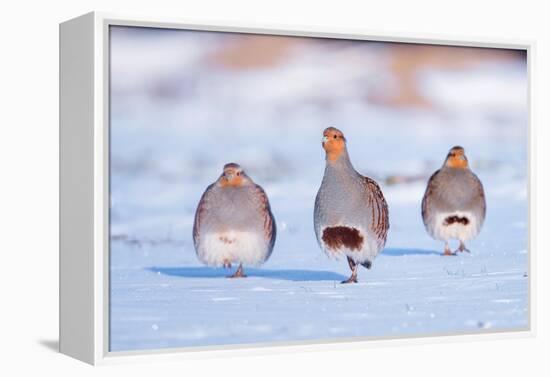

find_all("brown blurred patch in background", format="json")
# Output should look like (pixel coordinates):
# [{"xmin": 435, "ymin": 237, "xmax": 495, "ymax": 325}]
[
  {"xmin": 206, "ymin": 34, "xmax": 525, "ymax": 109},
  {"xmin": 368, "ymin": 44, "xmax": 524, "ymax": 108},
  {"xmin": 207, "ymin": 34, "xmax": 299, "ymax": 70}
]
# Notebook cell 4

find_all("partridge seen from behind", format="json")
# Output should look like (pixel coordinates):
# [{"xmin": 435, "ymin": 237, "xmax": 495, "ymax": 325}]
[
  {"xmin": 314, "ymin": 127, "xmax": 389, "ymax": 283},
  {"xmin": 193, "ymin": 163, "xmax": 276, "ymax": 278},
  {"xmin": 421, "ymin": 146, "xmax": 486, "ymax": 255}
]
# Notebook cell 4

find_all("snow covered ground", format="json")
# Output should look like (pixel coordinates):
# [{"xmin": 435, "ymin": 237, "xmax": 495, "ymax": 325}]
[{"xmin": 109, "ymin": 27, "xmax": 529, "ymax": 352}]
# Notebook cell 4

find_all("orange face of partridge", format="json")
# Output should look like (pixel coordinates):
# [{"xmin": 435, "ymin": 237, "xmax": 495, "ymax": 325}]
[
  {"xmin": 219, "ymin": 163, "xmax": 246, "ymax": 187},
  {"xmin": 322, "ymin": 127, "xmax": 346, "ymax": 162},
  {"xmin": 445, "ymin": 146, "xmax": 469, "ymax": 169}
]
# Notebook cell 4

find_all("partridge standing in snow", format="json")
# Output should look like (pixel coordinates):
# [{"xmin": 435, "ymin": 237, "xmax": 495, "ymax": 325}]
[
  {"xmin": 421, "ymin": 146, "xmax": 486, "ymax": 256},
  {"xmin": 193, "ymin": 163, "xmax": 276, "ymax": 278},
  {"xmin": 314, "ymin": 127, "xmax": 389, "ymax": 284}
]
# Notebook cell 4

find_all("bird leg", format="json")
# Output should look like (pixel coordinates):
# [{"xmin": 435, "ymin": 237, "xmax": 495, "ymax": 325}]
[
  {"xmin": 222, "ymin": 260, "xmax": 232, "ymax": 269},
  {"xmin": 341, "ymin": 257, "xmax": 358, "ymax": 284},
  {"xmin": 456, "ymin": 241, "xmax": 471, "ymax": 253},
  {"xmin": 443, "ymin": 242, "xmax": 456, "ymax": 256},
  {"xmin": 227, "ymin": 263, "xmax": 247, "ymax": 278}
]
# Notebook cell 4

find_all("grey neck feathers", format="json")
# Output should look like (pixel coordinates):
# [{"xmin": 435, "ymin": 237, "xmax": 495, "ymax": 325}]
[{"xmin": 324, "ymin": 148, "xmax": 358, "ymax": 179}]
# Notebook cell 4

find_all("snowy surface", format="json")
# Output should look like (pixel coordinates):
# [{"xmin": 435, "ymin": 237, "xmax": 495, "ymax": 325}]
[{"xmin": 109, "ymin": 27, "xmax": 528, "ymax": 352}]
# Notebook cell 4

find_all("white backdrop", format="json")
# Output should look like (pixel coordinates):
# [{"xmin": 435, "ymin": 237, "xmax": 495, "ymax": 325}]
[{"xmin": 0, "ymin": 0, "xmax": 548, "ymax": 375}]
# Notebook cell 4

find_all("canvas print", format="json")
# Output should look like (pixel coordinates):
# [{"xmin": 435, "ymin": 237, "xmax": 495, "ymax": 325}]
[{"xmin": 109, "ymin": 25, "xmax": 529, "ymax": 352}]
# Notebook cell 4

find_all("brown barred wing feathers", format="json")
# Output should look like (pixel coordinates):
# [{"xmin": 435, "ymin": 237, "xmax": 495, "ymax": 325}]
[{"xmin": 363, "ymin": 176, "xmax": 389, "ymax": 247}]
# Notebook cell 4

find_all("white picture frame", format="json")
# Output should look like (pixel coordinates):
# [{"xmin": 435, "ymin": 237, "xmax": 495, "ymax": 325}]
[{"xmin": 59, "ymin": 11, "xmax": 535, "ymax": 365}]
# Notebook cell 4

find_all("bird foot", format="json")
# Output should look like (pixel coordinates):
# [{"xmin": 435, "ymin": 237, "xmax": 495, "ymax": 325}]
[
  {"xmin": 227, "ymin": 265, "xmax": 247, "ymax": 278},
  {"xmin": 443, "ymin": 249, "xmax": 457, "ymax": 256},
  {"xmin": 227, "ymin": 273, "xmax": 247, "ymax": 278},
  {"xmin": 341, "ymin": 276, "xmax": 358, "ymax": 284},
  {"xmin": 454, "ymin": 241, "xmax": 471, "ymax": 254}
]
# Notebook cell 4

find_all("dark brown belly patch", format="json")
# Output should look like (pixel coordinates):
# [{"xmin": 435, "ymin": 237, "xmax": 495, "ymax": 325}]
[
  {"xmin": 444, "ymin": 215, "xmax": 470, "ymax": 226},
  {"xmin": 322, "ymin": 226, "xmax": 364, "ymax": 251}
]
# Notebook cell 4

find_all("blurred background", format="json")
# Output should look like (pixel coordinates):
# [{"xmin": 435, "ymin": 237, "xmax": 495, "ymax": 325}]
[
  {"xmin": 109, "ymin": 26, "xmax": 527, "ymax": 242},
  {"xmin": 109, "ymin": 26, "xmax": 528, "ymax": 351}
]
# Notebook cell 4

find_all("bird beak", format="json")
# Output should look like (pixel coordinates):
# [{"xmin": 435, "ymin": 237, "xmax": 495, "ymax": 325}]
[{"xmin": 322, "ymin": 136, "xmax": 329, "ymax": 143}]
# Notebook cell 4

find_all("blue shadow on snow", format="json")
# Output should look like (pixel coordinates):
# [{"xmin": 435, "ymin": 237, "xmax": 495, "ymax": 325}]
[
  {"xmin": 147, "ymin": 266, "xmax": 348, "ymax": 282},
  {"xmin": 382, "ymin": 248, "xmax": 441, "ymax": 257},
  {"xmin": 147, "ymin": 248, "xmax": 439, "ymax": 281}
]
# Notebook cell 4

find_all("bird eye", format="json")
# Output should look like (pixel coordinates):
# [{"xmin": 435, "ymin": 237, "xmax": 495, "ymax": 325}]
[
  {"xmin": 236, "ymin": 172, "xmax": 241, "ymax": 176},
  {"xmin": 333, "ymin": 135, "xmax": 337, "ymax": 139}
]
